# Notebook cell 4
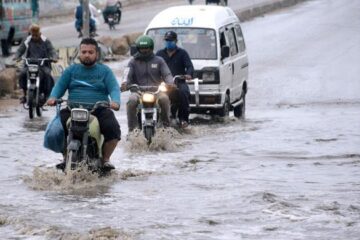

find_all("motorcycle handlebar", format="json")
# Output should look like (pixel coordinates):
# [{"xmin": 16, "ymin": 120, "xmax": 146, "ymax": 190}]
[
  {"xmin": 23, "ymin": 58, "xmax": 57, "ymax": 66},
  {"xmin": 128, "ymin": 84, "xmax": 168, "ymax": 94}
]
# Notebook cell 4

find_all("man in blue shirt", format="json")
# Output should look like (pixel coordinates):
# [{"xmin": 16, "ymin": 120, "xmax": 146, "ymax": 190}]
[
  {"xmin": 47, "ymin": 38, "xmax": 120, "ymax": 170},
  {"xmin": 156, "ymin": 31, "xmax": 194, "ymax": 128}
]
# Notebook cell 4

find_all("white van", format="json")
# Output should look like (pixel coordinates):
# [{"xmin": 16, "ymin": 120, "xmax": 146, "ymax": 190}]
[{"xmin": 145, "ymin": 5, "xmax": 248, "ymax": 118}]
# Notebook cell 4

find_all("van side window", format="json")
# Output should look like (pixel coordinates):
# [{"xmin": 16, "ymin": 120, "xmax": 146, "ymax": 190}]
[
  {"xmin": 227, "ymin": 27, "xmax": 239, "ymax": 56},
  {"xmin": 235, "ymin": 24, "xmax": 246, "ymax": 53},
  {"xmin": 220, "ymin": 31, "xmax": 226, "ymax": 49}
]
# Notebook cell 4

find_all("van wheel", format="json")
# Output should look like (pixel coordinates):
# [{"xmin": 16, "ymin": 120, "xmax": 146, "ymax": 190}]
[
  {"xmin": 218, "ymin": 94, "xmax": 230, "ymax": 117},
  {"xmin": 234, "ymin": 95, "xmax": 245, "ymax": 119}
]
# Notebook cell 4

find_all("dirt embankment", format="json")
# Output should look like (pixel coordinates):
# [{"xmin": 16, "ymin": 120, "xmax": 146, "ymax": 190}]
[{"xmin": 0, "ymin": 98, "xmax": 19, "ymax": 112}]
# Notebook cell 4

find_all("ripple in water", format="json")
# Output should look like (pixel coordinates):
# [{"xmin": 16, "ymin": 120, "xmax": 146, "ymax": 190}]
[{"xmin": 0, "ymin": 214, "xmax": 133, "ymax": 240}]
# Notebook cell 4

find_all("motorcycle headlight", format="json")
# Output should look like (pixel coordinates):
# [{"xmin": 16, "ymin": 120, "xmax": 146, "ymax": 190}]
[
  {"xmin": 71, "ymin": 109, "xmax": 89, "ymax": 121},
  {"xmin": 142, "ymin": 93, "xmax": 156, "ymax": 103},
  {"xmin": 28, "ymin": 66, "xmax": 38, "ymax": 72},
  {"xmin": 158, "ymin": 83, "xmax": 167, "ymax": 92}
]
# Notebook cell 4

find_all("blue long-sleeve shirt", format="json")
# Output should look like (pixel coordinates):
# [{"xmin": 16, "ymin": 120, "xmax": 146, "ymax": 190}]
[{"xmin": 50, "ymin": 63, "xmax": 120, "ymax": 108}]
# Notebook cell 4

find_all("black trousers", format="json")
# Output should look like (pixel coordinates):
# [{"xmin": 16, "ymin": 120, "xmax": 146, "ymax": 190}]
[
  {"xmin": 169, "ymin": 81, "xmax": 190, "ymax": 122},
  {"xmin": 60, "ymin": 107, "xmax": 121, "ymax": 142}
]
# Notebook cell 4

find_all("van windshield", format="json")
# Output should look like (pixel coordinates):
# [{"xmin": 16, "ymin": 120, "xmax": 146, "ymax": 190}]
[{"xmin": 147, "ymin": 28, "xmax": 217, "ymax": 60}]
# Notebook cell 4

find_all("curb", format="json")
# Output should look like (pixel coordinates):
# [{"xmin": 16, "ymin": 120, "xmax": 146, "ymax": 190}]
[{"xmin": 236, "ymin": 0, "xmax": 309, "ymax": 22}]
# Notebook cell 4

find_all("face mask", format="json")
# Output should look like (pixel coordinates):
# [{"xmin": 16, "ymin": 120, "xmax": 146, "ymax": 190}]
[{"xmin": 165, "ymin": 40, "xmax": 176, "ymax": 50}]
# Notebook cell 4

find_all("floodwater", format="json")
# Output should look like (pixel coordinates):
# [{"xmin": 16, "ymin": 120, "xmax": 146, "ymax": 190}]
[{"xmin": 1, "ymin": 0, "xmax": 360, "ymax": 239}]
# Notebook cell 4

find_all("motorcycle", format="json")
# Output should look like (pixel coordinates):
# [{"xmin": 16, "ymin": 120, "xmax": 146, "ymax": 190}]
[
  {"xmin": 104, "ymin": 1, "xmax": 122, "ymax": 30},
  {"xmin": 128, "ymin": 82, "xmax": 168, "ymax": 144},
  {"xmin": 22, "ymin": 58, "xmax": 55, "ymax": 119},
  {"xmin": 55, "ymin": 100, "xmax": 112, "ymax": 175}
]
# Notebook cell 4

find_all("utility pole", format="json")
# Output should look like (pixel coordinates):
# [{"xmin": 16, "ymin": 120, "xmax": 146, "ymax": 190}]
[{"xmin": 82, "ymin": 0, "xmax": 90, "ymax": 38}]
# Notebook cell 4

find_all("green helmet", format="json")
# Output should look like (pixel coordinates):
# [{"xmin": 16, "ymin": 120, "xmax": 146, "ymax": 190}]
[{"xmin": 135, "ymin": 35, "xmax": 154, "ymax": 50}]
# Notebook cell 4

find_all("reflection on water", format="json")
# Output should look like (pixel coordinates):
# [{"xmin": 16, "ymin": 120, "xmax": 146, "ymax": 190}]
[{"xmin": 22, "ymin": 117, "xmax": 48, "ymax": 132}]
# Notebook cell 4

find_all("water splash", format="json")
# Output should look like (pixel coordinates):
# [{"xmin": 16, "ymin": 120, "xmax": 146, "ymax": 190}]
[
  {"xmin": 22, "ymin": 166, "xmax": 153, "ymax": 193},
  {"xmin": 125, "ymin": 127, "xmax": 182, "ymax": 152}
]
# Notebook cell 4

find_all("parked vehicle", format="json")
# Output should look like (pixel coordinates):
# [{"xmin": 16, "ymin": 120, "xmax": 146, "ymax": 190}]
[
  {"xmin": 0, "ymin": 0, "xmax": 37, "ymax": 56},
  {"xmin": 128, "ymin": 83, "xmax": 168, "ymax": 144},
  {"xmin": 206, "ymin": 0, "xmax": 228, "ymax": 6},
  {"xmin": 57, "ymin": 100, "xmax": 112, "ymax": 175},
  {"xmin": 22, "ymin": 58, "xmax": 55, "ymax": 119},
  {"xmin": 145, "ymin": 5, "xmax": 248, "ymax": 118}
]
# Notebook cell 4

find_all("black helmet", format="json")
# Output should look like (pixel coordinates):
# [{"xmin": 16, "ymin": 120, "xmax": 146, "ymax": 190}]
[{"xmin": 164, "ymin": 31, "xmax": 177, "ymax": 41}]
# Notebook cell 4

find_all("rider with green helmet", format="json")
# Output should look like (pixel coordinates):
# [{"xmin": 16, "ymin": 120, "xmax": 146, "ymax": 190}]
[{"xmin": 122, "ymin": 35, "xmax": 174, "ymax": 132}]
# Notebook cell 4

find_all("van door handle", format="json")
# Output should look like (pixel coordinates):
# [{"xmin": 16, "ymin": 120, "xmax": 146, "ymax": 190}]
[
  {"xmin": 232, "ymin": 63, "xmax": 234, "ymax": 75},
  {"xmin": 241, "ymin": 63, "xmax": 249, "ymax": 69}
]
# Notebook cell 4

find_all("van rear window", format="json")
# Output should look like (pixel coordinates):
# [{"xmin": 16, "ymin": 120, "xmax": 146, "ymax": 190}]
[{"xmin": 147, "ymin": 28, "xmax": 217, "ymax": 60}]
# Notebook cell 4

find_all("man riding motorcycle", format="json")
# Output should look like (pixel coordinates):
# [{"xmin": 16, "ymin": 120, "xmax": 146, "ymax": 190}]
[
  {"xmin": 47, "ymin": 37, "xmax": 121, "ymax": 170},
  {"xmin": 156, "ymin": 31, "xmax": 194, "ymax": 128},
  {"xmin": 121, "ymin": 35, "xmax": 174, "ymax": 133},
  {"xmin": 102, "ymin": 0, "xmax": 122, "ymax": 24},
  {"xmin": 13, "ymin": 24, "xmax": 58, "ymax": 104}
]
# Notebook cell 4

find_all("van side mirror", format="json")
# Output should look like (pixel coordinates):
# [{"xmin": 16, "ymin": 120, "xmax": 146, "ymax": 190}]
[
  {"xmin": 221, "ymin": 46, "xmax": 230, "ymax": 59},
  {"xmin": 130, "ymin": 44, "xmax": 138, "ymax": 56}
]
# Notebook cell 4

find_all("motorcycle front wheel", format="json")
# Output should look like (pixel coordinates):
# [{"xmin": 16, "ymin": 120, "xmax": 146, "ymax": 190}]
[
  {"xmin": 27, "ymin": 90, "xmax": 34, "ymax": 119},
  {"xmin": 143, "ymin": 126, "xmax": 154, "ymax": 144},
  {"xmin": 65, "ymin": 150, "xmax": 78, "ymax": 173}
]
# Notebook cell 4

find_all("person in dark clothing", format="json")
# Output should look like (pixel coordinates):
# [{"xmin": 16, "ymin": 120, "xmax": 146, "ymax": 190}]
[
  {"xmin": 75, "ymin": 0, "xmax": 97, "ymax": 37},
  {"xmin": 31, "ymin": 0, "xmax": 39, "ymax": 19},
  {"xmin": 156, "ymin": 31, "xmax": 194, "ymax": 128},
  {"xmin": 102, "ymin": 0, "xmax": 122, "ymax": 24},
  {"xmin": 13, "ymin": 24, "xmax": 58, "ymax": 104}
]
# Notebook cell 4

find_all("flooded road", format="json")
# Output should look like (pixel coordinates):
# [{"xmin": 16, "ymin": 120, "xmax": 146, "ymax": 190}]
[{"xmin": 1, "ymin": 0, "xmax": 360, "ymax": 239}]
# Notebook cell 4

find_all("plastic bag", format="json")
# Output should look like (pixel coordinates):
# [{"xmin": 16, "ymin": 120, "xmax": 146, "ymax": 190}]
[{"xmin": 43, "ymin": 104, "xmax": 64, "ymax": 153}]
